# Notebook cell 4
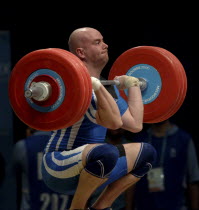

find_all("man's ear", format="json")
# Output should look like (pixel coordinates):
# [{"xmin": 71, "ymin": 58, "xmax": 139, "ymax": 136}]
[{"xmin": 76, "ymin": 48, "xmax": 85, "ymax": 59}]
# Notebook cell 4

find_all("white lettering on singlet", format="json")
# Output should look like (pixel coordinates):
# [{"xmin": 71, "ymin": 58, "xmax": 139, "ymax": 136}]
[{"xmin": 40, "ymin": 193, "xmax": 70, "ymax": 210}]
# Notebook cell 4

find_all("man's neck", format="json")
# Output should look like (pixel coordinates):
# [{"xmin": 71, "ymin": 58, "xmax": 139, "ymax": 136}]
[{"xmin": 83, "ymin": 63, "xmax": 104, "ymax": 79}]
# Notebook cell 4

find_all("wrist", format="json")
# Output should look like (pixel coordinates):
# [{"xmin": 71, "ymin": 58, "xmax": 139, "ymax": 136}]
[{"xmin": 91, "ymin": 77, "xmax": 102, "ymax": 91}]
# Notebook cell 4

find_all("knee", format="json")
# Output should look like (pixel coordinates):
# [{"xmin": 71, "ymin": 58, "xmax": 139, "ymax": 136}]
[
  {"xmin": 130, "ymin": 142, "xmax": 157, "ymax": 177},
  {"xmin": 85, "ymin": 144, "xmax": 119, "ymax": 178}
]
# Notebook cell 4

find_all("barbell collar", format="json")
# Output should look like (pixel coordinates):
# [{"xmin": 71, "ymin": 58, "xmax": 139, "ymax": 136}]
[
  {"xmin": 24, "ymin": 81, "xmax": 52, "ymax": 101},
  {"xmin": 138, "ymin": 77, "xmax": 147, "ymax": 91}
]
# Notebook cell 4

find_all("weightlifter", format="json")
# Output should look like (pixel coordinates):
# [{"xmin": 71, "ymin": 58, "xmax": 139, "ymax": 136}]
[{"xmin": 41, "ymin": 27, "xmax": 157, "ymax": 210}]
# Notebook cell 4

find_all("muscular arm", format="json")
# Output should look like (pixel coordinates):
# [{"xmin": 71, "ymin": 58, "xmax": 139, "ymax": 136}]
[
  {"xmin": 95, "ymin": 85, "xmax": 123, "ymax": 129},
  {"xmin": 115, "ymin": 75, "xmax": 144, "ymax": 133},
  {"xmin": 121, "ymin": 86, "xmax": 144, "ymax": 133}
]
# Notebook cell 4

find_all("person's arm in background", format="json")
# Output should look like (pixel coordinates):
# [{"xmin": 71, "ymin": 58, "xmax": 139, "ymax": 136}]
[
  {"xmin": 186, "ymin": 139, "xmax": 199, "ymax": 210},
  {"xmin": 125, "ymin": 184, "xmax": 137, "ymax": 210},
  {"xmin": 13, "ymin": 139, "xmax": 28, "ymax": 210},
  {"xmin": 187, "ymin": 182, "xmax": 199, "ymax": 210}
]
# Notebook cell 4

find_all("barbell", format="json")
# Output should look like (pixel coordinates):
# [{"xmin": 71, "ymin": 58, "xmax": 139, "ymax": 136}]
[{"xmin": 8, "ymin": 46, "xmax": 187, "ymax": 131}]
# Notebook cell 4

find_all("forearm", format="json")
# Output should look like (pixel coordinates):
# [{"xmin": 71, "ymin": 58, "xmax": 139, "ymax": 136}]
[
  {"xmin": 127, "ymin": 87, "xmax": 144, "ymax": 128},
  {"xmin": 95, "ymin": 85, "xmax": 123, "ymax": 129},
  {"xmin": 115, "ymin": 75, "xmax": 144, "ymax": 132}
]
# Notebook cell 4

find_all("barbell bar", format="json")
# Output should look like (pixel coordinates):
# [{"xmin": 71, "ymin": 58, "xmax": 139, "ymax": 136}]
[
  {"xmin": 24, "ymin": 78, "xmax": 147, "ymax": 101},
  {"xmin": 101, "ymin": 78, "xmax": 147, "ymax": 91}
]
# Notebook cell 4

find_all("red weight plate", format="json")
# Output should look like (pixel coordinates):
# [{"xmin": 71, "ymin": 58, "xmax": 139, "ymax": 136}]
[
  {"xmin": 64, "ymin": 51, "xmax": 92, "ymax": 124},
  {"xmin": 44, "ymin": 49, "xmax": 88, "ymax": 127},
  {"xmin": 147, "ymin": 47, "xmax": 187, "ymax": 123},
  {"xmin": 9, "ymin": 48, "xmax": 90, "ymax": 131},
  {"xmin": 52, "ymin": 48, "xmax": 92, "ymax": 125},
  {"xmin": 108, "ymin": 46, "xmax": 187, "ymax": 123},
  {"xmin": 51, "ymin": 48, "xmax": 88, "ymax": 125}
]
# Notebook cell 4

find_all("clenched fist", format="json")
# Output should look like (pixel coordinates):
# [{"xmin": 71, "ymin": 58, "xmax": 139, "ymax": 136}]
[{"xmin": 114, "ymin": 75, "xmax": 140, "ymax": 90}]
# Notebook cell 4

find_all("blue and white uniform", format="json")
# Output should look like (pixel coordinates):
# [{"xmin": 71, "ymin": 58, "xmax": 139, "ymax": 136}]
[{"xmin": 42, "ymin": 87, "xmax": 128, "ymax": 195}]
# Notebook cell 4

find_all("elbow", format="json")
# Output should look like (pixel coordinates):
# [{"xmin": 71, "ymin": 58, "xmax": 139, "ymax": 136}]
[
  {"xmin": 96, "ymin": 116, "xmax": 123, "ymax": 130},
  {"xmin": 133, "ymin": 124, "xmax": 143, "ymax": 133},
  {"xmin": 128, "ymin": 123, "xmax": 143, "ymax": 133},
  {"xmin": 108, "ymin": 119, "xmax": 123, "ymax": 130},
  {"xmin": 111, "ymin": 122, "xmax": 123, "ymax": 130}
]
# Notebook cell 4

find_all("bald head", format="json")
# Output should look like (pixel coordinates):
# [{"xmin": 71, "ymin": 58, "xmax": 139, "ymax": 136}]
[
  {"xmin": 67, "ymin": 27, "xmax": 109, "ymax": 76},
  {"xmin": 68, "ymin": 27, "xmax": 102, "ymax": 54}
]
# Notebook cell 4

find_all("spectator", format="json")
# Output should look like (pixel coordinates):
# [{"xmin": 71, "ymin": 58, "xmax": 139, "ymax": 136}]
[
  {"xmin": 13, "ymin": 126, "xmax": 73, "ymax": 210},
  {"xmin": 131, "ymin": 119, "xmax": 199, "ymax": 210}
]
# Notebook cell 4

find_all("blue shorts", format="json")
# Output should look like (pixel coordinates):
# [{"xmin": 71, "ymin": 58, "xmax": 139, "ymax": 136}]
[{"xmin": 42, "ymin": 144, "xmax": 128, "ymax": 195}]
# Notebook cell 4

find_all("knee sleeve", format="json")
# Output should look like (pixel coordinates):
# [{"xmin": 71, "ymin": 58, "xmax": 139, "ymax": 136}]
[
  {"xmin": 85, "ymin": 144, "xmax": 119, "ymax": 178},
  {"xmin": 130, "ymin": 142, "xmax": 157, "ymax": 177}
]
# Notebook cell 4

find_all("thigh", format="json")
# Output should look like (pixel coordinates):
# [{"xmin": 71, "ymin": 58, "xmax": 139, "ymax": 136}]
[{"xmin": 42, "ymin": 144, "xmax": 89, "ymax": 194}]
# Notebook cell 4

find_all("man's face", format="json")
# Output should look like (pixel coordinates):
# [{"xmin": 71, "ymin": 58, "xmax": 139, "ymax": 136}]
[{"xmin": 82, "ymin": 29, "xmax": 109, "ymax": 66}]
